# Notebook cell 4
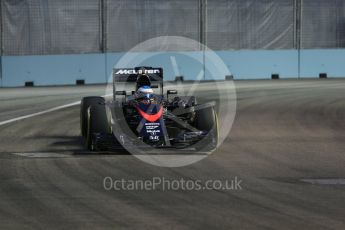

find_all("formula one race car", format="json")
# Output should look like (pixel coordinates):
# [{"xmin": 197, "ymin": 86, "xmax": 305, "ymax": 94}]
[{"xmin": 80, "ymin": 67, "xmax": 218, "ymax": 153}]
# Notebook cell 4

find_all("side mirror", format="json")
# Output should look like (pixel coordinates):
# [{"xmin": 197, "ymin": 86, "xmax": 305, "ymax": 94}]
[
  {"xmin": 116, "ymin": 91, "xmax": 126, "ymax": 96},
  {"xmin": 167, "ymin": 90, "xmax": 178, "ymax": 95},
  {"xmin": 167, "ymin": 90, "xmax": 178, "ymax": 99}
]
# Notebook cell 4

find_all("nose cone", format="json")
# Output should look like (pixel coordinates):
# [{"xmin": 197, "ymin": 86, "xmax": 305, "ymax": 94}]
[{"xmin": 136, "ymin": 104, "xmax": 163, "ymax": 122}]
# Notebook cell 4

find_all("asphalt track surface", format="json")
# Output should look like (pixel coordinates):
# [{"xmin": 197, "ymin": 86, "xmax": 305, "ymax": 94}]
[{"xmin": 0, "ymin": 80, "xmax": 345, "ymax": 229}]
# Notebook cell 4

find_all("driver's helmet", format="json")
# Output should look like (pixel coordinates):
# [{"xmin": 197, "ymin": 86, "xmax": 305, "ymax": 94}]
[{"xmin": 137, "ymin": 85, "xmax": 153, "ymax": 99}]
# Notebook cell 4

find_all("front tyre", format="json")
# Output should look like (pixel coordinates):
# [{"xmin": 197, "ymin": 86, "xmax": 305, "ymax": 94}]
[
  {"xmin": 194, "ymin": 106, "xmax": 218, "ymax": 151},
  {"xmin": 80, "ymin": 96, "xmax": 105, "ymax": 139},
  {"xmin": 86, "ymin": 104, "xmax": 111, "ymax": 151}
]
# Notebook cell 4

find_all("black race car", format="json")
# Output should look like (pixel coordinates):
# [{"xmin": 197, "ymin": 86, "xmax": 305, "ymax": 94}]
[{"xmin": 80, "ymin": 67, "xmax": 218, "ymax": 153}]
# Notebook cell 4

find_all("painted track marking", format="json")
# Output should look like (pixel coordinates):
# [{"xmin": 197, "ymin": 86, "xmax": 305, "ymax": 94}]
[
  {"xmin": 0, "ymin": 101, "xmax": 80, "ymax": 126},
  {"xmin": 13, "ymin": 152, "xmax": 72, "ymax": 158},
  {"xmin": 301, "ymin": 178, "xmax": 345, "ymax": 185},
  {"xmin": 0, "ymin": 94, "xmax": 111, "ymax": 126}
]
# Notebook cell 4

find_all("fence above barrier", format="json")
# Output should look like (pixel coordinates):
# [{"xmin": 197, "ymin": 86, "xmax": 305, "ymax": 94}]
[{"xmin": 1, "ymin": 0, "xmax": 345, "ymax": 56}]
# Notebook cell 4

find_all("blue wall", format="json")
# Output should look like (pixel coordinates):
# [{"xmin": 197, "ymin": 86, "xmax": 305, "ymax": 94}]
[
  {"xmin": 300, "ymin": 50, "xmax": 345, "ymax": 78},
  {"xmin": 0, "ymin": 49, "xmax": 344, "ymax": 87},
  {"xmin": 0, "ymin": 56, "xmax": 2, "ymax": 86},
  {"xmin": 1, "ymin": 54, "xmax": 106, "ymax": 87},
  {"xmin": 212, "ymin": 50, "xmax": 299, "ymax": 80}
]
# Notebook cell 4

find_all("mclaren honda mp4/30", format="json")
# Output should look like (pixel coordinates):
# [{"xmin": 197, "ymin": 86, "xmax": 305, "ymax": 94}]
[{"xmin": 80, "ymin": 67, "xmax": 218, "ymax": 153}]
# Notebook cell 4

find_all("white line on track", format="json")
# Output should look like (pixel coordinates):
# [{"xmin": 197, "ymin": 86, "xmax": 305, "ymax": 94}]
[
  {"xmin": 0, "ymin": 101, "xmax": 81, "ymax": 126},
  {"xmin": 301, "ymin": 178, "xmax": 345, "ymax": 185},
  {"xmin": 13, "ymin": 152, "xmax": 72, "ymax": 158},
  {"xmin": 0, "ymin": 94, "xmax": 112, "ymax": 127}
]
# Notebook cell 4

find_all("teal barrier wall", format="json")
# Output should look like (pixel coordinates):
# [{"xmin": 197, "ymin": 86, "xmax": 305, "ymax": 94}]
[
  {"xmin": 210, "ymin": 50, "xmax": 298, "ymax": 80},
  {"xmin": 0, "ymin": 56, "xmax": 2, "ymax": 87},
  {"xmin": 300, "ymin": 50, "xmax": 345, "ymax": 78},
  {"xmin": 1, "ymin": 54, "xmax": 106, "ymax": 87},
  {"xmin": 0, "ymin": 49, "xmax": 344, "ymax": 87}
]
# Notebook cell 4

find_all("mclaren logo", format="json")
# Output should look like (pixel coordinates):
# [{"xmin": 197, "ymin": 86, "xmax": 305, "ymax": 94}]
[{"xmin": 115, "ymin": 69, "xmax": 161, "ymax": 75}]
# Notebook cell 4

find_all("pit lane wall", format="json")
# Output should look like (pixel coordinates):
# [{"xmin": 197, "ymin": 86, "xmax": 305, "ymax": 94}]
[{"xmin": 1, "ymin": 49, "xmax": 345, "ymax": 87}]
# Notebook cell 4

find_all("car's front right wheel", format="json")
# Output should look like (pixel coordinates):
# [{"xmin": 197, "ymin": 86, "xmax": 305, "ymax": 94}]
[
  {"xmin": 80, "ymin": 96, "xmax": 105, "ymax": 138},
  {"xmin": 86, "ymin": 104, "xmax": 110, "ymax": 151}
]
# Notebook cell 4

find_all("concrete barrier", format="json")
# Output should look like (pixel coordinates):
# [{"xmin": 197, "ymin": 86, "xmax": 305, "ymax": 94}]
[{"xmin": 1, "ymin": 49, "xmax": 345, "ymax": 87}]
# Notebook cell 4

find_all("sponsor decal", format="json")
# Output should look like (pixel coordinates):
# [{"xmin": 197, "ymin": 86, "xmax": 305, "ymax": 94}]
[
  {"xmin": 140, "ymin": 122, "xmax": 163, "ymax": 138},
  {"xmin": 146, "ymin": 122, "xmax": 161, "ymax": 140},
  {"xmin": 136, "ymin": 106, "xmax": 163, "ymax": 123},
  {"xmin": 115, "ymin": 69, "xmax": 161, "ymax": 75}
]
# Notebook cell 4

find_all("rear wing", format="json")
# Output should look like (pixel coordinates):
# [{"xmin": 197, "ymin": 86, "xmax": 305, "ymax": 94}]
[
  {"xmin": 113, "ymin": 67, "xmax": 163, "ymax": 82},
  {"xmin": 112, "ymin": 67, "xmax": 164, "ymax": 99}
]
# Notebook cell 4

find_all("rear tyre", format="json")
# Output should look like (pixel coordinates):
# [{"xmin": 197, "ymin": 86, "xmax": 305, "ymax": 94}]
[
  {"xmin": 80, "ymin": 96, "xmax": 105, "ymax": 138},
  {"xmin": 86, "ymin": 104, "xmax": 110, "ymax": 151}
]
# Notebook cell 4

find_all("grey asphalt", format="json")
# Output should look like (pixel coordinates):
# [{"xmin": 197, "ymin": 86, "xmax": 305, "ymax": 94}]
[{"xmin": 0, "ymin": 80, "xmax": 344, "ymax": 229}]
